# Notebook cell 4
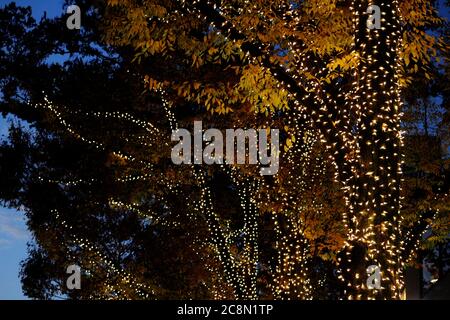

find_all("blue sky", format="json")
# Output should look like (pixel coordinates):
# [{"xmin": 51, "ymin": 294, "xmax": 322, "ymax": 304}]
[
  {"xmin": 0, "ymin": 0, "xmax": 64, "ymax": 300},
  {"xmin": 0, "ymin": 207, "xmax": 29, "ymax": 299}
]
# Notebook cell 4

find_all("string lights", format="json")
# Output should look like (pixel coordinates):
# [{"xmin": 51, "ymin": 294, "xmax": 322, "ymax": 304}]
[{"xmin": 27, "ymin": 0, "xmax": 442, "ymax": 300}]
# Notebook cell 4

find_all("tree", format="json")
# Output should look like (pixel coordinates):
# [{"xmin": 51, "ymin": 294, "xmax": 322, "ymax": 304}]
[
  {"xmin": 102, "ymin": 0, "xmax": 447, "ymax": 299},
  {"xmin": 0, "ymin": 2, "xmax": 219, "ymax": 299}
]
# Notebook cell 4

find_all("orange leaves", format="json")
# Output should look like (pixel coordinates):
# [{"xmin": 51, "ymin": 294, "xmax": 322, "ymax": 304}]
[
  {"xmin": 192, "ymin": 82, "xmax": 201, "ymax": 90},
  {"xmin": 208, "ymin": 47, "xmax": 219, "ymax": 56},
  {"xmin": 107, "ymin": 0, "xmax": 127, "ymax": 6},
  {"xmin": 144, "ymin": 75, "xmax": 164, "ymax": 91},
  {"xmin": 191, "ymin": 53, "xmax": 204, "ymax": 68}
]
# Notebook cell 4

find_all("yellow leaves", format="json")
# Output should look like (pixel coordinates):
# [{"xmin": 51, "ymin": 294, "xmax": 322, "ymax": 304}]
[
  {"xmin": 220, "ymin": 41, "xmax": 237, "ymax": 62},
  {"xmin": 208, "ymin": 47, "xmax": 218, "ymax": 56},
  {"xmin": 286, "ymin": 138, "xmax": 293, "ymax": 148},
  {"xmin": 303, "ymin": 0, "xmax": 337, "ymax": 17},
  {"xmin": 323, "ymin": 51, "xmax": 360, "ymax": 83},
  {"xmin": 169, "ymin": 80, "xmax": 235, "ymax": 114},
  {"xmin": 149, "ymin": 4, "xmax": 167, "ymax": 17},
  {"xmin": 300, "ymin": 1, "xmax": 353, "ymax": 55},
  {"xmin": 106, "ymin": 152, "xmax": 128, "ymax": 166},
  {"xmin": 104, "ymin": 0, "xmax": 443, "ymax": 122},
  {"xmin": 176, "ymin": 82, "xmax": 191, "ymax": 98},
  {"xmin": 398, "ymin": 69, "xmax": 413, "ymax": 88},
  {"xmin": 400, "ymin": 0, "xmax": 444, "ymax": 28},
  {"xmin": 237, "ymin": 64, "xmax": 290, "ymax": 114},
  {"xmin": 400, "ymin": 28, "xmax": 440, "ymax": 81},
  {"xmin": 283, "ymin": 133, "xmax": 296, "ymax": 152},
  {"xmin": 107, "ymin": 0, "xmax": 127, "ymax": 6},
  {"xmin": 404, "ymin": 54, "xmax": 410, "ymax": 67},
  {"xmin": 167, "ymin": 31, "xmax": 176, "ymax": 45},
  {"xmin": 327, "ymin": 51, "xmax": 359, "ymax": 73},
  {"xmin": 104, "ymin": 1, "xmax": 175, "ymax": 58},
  {"xmin": 125, "ymin": 7, "xmax": 147, "ymax": 38},
  {"xmin": 138, "ymin": 39, "xmax": 167, "ymax": 56},
  {"xmin": 144, "ymin": 75, "xmax": 164, "ymax": 91},
  {"xmin": 237, "ymin": 14, "xmax": 261, "ymax": 34}
]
